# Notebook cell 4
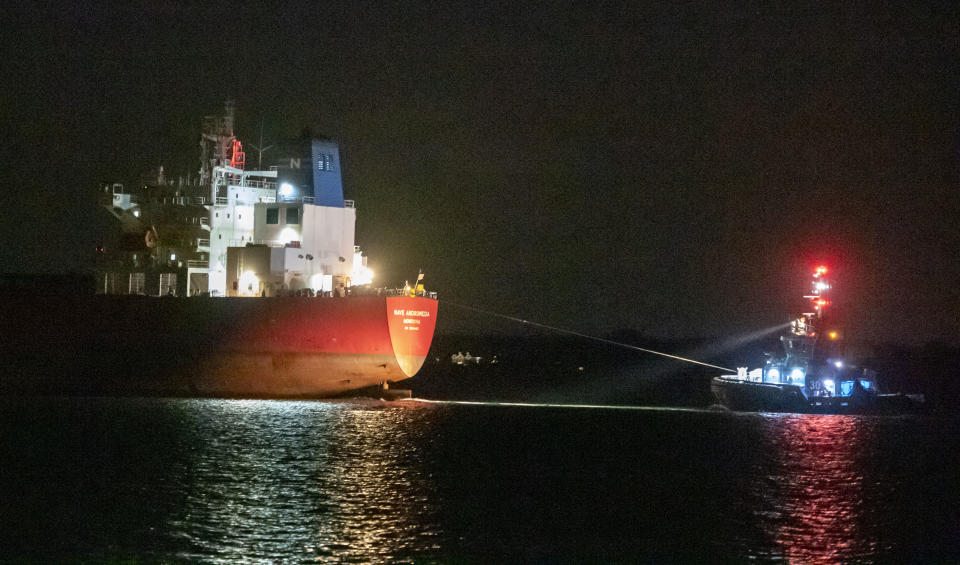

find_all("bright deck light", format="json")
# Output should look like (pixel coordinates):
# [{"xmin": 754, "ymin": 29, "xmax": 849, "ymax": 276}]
[
  {"xmin": 279, "ymin": 227, "xmax": 299, "ymax": 245},
  {"xmin": 279, "ymin": 183, "xmax": 294, "ymax": 197},
  {"xmin": 351, "ymin": 265, "xmax": 374, "ymax": 286},
  {"xmin": 239, "ymin": 270, "xmax": 259, "ymax": 295}
]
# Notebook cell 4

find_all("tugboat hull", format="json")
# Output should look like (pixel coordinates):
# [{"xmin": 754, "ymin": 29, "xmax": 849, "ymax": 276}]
[
  {"xmin": 711, "ymin": 376, "xmax": 809, "ymax": 413},
  {"xmin": 711, "ymin": 376, "xmax": 926, "ymax": 415}
]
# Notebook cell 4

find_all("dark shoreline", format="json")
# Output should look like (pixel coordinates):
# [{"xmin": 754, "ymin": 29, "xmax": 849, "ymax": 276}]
[{"xmin": 412, "ymin": 332, "xmax": 959, "ymax": 413}]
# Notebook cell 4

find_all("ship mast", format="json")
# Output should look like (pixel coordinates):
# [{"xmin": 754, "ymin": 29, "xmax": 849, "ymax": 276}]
[
  {"xmin": 796, "ymin": 265, "xmax": 831, "ymax": 338},
  {"xmin": 248, "ymin": 117, "xmax": 273, "ymax": 170},
  {"xmin": 769, "ymin": 266, "xmax": 833, "ymax": 384},
  {"xmin": 199, "ymin": 101, "xmax": 237, "ymax": 203}
]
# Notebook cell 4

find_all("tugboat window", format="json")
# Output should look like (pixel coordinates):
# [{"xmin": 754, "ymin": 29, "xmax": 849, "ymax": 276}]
[
  {"xmin": 266, "ymin": 208, "xmax": 279, "ymax": 224},
  {"xmin": 286, "ymin": 207, "xmax": 300, "ymax": 225}
]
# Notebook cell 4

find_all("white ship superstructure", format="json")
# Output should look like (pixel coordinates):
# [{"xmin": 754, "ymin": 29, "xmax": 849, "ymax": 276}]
[
  {"xmin": 97, "ymin": 102, "xmax": 372, "ymax": 298},
  {"xmin": 201, "ymin": 165, "xmax": 276, "ymax": 295}
]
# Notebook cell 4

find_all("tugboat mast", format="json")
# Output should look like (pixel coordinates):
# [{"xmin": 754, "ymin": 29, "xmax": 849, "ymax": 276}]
[{"xmin": 766, "ymin": 266, "xmax": 836, "ymax": 387}]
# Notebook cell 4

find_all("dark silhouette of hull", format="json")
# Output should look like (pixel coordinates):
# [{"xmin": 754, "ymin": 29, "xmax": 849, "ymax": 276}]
[{"xmin": 711, "ymin": 376, "xmax": 925, "ymax": 415}]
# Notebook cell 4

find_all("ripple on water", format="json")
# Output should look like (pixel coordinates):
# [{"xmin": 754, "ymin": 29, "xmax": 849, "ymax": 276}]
[{"xmin": 1, "ymin": 397, "xmax": 957, "ymax": 562}]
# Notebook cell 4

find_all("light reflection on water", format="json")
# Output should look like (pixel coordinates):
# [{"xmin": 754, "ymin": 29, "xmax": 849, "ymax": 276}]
[
  {"xmin": 164, "ymin": 400, "xmax": 442, "ymax": 563},
  {"xmin": 1, "ymin": 397, "xmax": 956, "ymax": 562},
  {"xmin": 753, "ymin": 414, "xmax": 876, "ymax": 563}
]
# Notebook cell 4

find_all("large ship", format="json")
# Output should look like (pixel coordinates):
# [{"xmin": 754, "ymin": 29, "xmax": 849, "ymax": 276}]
[
  {"xmin": 711, "ymin": 267, "xmax": 924, "ymax": 414},
  {"xmin": 0, "ymin": 103, "xmax": 437, "ymax": 398}
]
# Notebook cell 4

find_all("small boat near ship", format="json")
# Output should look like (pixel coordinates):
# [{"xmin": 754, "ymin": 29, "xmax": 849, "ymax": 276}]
[{"xmin": 712, "ymin": 266, "xmax": 925, "ymax": 414}]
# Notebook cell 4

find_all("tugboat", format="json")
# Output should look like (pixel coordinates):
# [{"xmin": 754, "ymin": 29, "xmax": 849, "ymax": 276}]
[{"xmin": 712, "ymin": 266, "xmax": 925, "ymax": 414}]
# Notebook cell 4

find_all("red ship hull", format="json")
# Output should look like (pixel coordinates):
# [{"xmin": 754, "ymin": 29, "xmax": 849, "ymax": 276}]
[
  {"xmin": 195, "ymin": 295, "xmax": 439, "ymax": 396},
  {"xmin": 0, "ymin": 295, "xmax": 438, "ymax": 398}
]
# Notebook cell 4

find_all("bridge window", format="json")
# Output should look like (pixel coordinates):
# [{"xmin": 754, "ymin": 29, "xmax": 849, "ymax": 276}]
[
  {"xmin": 266, "ymin": 208, "xmax": 279, "ymax": 224},
  {"xmin": 159, "ymin": 273, "xmax": 177, "ymax": 296},
  {"xmin": 128, "ymin": 273, "xmax": 145, "ymax": 295},
  {"xmin": 286, "ymin": 207, "xmax": 300, "ymax": 225},
  {"xmin": 317, "ymin": 153, "xmax": 334, "ymax": 172}
]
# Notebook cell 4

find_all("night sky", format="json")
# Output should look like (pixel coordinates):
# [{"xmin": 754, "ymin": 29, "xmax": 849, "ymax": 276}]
[{"xmin": 2, "ymin": 3, "xmax": 958, "ymax": 345}]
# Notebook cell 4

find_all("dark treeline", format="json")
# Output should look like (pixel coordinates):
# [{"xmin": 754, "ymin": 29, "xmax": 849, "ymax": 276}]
[
  {"xmin": 864, "ymin": 342, "xmax": 960, "ymax": 413},
  {"xmin": 411, "ymin": 332, "xmax": 960, "ymax": 413}
]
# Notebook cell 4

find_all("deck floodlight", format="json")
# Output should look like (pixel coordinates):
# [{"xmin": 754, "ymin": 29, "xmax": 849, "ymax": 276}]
[{"xmin": 823, "ymin": 379, "xmax": 836, "ymax": 395}]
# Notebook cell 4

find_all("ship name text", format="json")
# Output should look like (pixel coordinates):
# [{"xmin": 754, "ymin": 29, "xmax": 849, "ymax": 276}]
[{"xmin": 393, "ymin": 309, "xmax": 431, "ymax": 317}]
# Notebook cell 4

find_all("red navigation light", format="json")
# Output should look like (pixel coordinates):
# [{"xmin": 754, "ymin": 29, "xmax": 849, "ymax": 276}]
[
  {"xmin": 814, "ymin": 266, "xmax": 828, "ymax": 277},
  {"xmin": 229, "ymin": 139, "xmax": 246, "ymax": 170},
  {"xmin": 816, "ymin": 299, "xmax": 828, "ymax": 307}
]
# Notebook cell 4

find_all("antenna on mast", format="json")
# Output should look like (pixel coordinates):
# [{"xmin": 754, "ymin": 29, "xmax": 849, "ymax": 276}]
[{"xmin": 248, "ymin": 117, "xmax": 273, "ymax": 170}]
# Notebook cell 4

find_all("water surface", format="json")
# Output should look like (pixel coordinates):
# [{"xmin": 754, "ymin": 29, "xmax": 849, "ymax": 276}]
[{"xmin": 1, "ymin": 397, "xmax": 957, "ymax": 562}]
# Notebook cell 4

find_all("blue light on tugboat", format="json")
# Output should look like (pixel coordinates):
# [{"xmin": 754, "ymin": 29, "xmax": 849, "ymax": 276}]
[
  {"xmin": 834, "ymin": 360, "xmax": 843, "ymax": 368},
  {"xmin": 823, "ymin": 379, "xmax": 836, "ymax": 395},
  {"xmin": 790, "ymin": 368, "xmax": 805, "ymax": 383},
  {"xmin": 860, "ymin": 380, "xmax": 871, "ymax": 389}
]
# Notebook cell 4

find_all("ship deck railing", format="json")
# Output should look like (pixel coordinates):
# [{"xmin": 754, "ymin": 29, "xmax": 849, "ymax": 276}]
[
  {"xmin": 238, "ymin": 179, "xmax": 277, "ymax": 190},
  {"xmin": 101, "ymin": 194, "xmax": 216, "ymax": 208},
  {"xmin": 273, "ymin": 196, "xmax": 355, "ymax": 208},
  {"xmin": 183, "ymin": 287, "xmax": 437, "ymax": 299},
  {"xmin": 383, "ymin": 288, "xmax": 439, "ymax": 299},
  {"xmin": 209, "ymin": 196, "xmax": 356, "ymax": 208},
  {"xmin": 229, "ymin": 239, "xmax": 287, "ymax": 247},
  {"xmin": 226, "ymin": 239, "xmax": 352, "ymax": 249}
]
